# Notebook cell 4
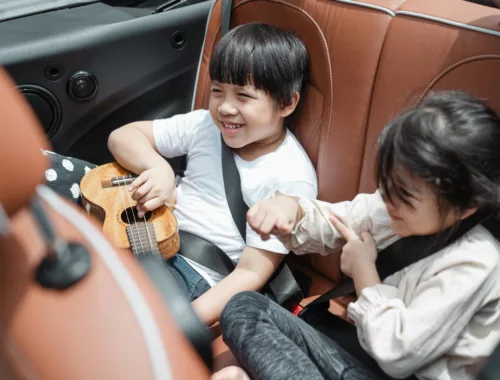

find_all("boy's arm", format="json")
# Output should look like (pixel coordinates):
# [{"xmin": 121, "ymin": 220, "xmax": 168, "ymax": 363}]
[
  {"xmin": 107, "ymin": 121, "xmax": 174, "ymax": 178},
  {"xmin": 191, "ymin": 246, "xmax": 284, "ymax": 326}
]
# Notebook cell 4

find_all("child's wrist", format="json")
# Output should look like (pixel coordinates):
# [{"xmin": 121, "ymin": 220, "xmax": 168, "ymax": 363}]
[
  {"xmin": 291, "ymin": 196, "xmax": 304, "ymax": 227},
  {"xmin": 352, "ymin": 261, "xmax": 380, "ymax": 296}
]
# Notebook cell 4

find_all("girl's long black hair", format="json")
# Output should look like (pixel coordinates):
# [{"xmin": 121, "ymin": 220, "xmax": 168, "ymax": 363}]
[{"xmin": 377, "ymin": 91, "xmax": 500, "ymax": 231}]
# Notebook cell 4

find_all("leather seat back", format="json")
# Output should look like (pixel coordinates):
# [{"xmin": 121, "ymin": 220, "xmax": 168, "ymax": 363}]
[
  {"xmin": 0, "ymin": 69, "xmax": 49, "ymax": 217},
  {"xmin": 0, "ymin": 67, "xmax": 210, "ymax": 380},
  {"xmin": 196, "ymin": 0, "xmax": 500, "ymax": 289},
  {"xmin": 194, "ymin": 0, "xmax": 407, "ymax": 205},
  {"xmin": 359, "ymin": 0, "xmax": 500, "ymax": 193},
  {"xmin": 194, "ymin": 0, "xmax": 333, "ymax": 183},
  {"xmin": 310, "ymin": 0, "xmax": 500, "ymax": 286}
]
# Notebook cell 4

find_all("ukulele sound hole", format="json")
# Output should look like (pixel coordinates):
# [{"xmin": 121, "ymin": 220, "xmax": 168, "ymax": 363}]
[{"xmin": 121, "ymin": 207, "xmax": 152, "ymax": 224}]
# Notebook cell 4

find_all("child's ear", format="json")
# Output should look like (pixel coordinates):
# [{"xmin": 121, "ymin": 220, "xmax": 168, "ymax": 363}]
[
  {"xmin": 459, "ymin": 207, "xmax": 478, "ymax": 220},
  {"xmin": 279, "ymin": 92, "xmax": 300, "ymax": 118}
]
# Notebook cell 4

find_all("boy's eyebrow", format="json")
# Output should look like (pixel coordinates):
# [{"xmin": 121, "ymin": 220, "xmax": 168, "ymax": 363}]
[
  {"xmin": 238, "ymin": 84, "xmax": 258, "ymax": 92},
  {"xmin": 398, "ymin": 181, "xmax": 421, "ymax": 197}
]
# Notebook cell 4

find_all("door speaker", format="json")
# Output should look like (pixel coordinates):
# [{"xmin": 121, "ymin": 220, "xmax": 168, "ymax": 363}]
[{"xmin": 18, "ymin": 85, "xmax": 62, "ymax": 138}]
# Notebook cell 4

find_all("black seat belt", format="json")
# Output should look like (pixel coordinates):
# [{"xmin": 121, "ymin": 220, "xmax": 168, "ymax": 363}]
[
  {"xmin": 478, "ymin": 340, "xmax": 500, "ymax": 380},
  {"xmin": 299, "ymin": 210, "xmax": 487, "ymax": 318},
  {"xmin": 220, "ymin": 136, "xmax": 304, "ymax": 305},
  {"xmin": 220, "ymin": 137, "xmax": 247, "ymax": 239},
  {"xmin": 221, "ymin": 0, "xmax": 232, "ymax": 36},
  {"xmin": 178, "ymin": 138, "xmax": 304, "ymax": 305}
]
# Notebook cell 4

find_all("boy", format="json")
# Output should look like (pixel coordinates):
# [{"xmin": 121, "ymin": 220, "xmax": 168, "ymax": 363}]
[{"xmin": 44, "ymin": 23, "xmax": 317, "ymax": 325}]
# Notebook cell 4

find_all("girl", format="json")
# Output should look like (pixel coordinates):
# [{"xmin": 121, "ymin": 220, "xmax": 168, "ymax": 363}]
[{"xmin": 211, "ymin": 91, "xmax": 500, "ymax": 380}]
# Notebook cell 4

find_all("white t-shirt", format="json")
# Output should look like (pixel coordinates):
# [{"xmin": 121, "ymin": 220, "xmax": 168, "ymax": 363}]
[{"xmin": 153, "ymin": 109, "xmax": 317, "ymax": 286}]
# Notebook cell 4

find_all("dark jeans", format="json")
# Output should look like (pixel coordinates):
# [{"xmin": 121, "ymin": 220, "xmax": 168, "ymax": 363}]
[
  {"xmin": 42, "ymin": 150, "xmax": 211, "ymax": 301},
  {"xmin": 220, "ymin": 291, "xmax": 392, "ymax": 380},
  {"xmin": 167, "ymin": 255, "xmax": 211, "ymax": 300}
]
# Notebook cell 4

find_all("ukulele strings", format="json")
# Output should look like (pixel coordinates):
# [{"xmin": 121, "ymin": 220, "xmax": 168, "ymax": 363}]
[
  {"xmin": 127, "ymin": 173, "xmax": 156, "ymax": 255},
  {"xmin": 118, "ymin": 177, "xmax": 144, "ymax": 255}
]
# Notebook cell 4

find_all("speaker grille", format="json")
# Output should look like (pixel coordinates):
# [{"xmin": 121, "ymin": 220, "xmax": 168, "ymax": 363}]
[{"xmin": 18, "ymin": 85, "xmax": 61, "ymax": 138}]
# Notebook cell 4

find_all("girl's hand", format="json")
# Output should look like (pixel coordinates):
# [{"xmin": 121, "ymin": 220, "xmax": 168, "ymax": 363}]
[
  {"xmin": 329, "ymin": 214, "xmax": 377, "ymax": 278},
  {"xmin": 247, "ymin": 192, "xmax": 302, "ymax": 241}
]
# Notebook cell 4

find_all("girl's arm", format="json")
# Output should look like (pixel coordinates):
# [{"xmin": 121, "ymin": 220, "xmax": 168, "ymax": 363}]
[{"xmin": 278, "ymin": 191, "xmax": 398, "ymax": 255}]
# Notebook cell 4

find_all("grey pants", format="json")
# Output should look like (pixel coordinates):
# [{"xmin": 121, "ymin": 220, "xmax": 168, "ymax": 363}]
[{"xmin": 220, "ymin": 291, "xmax": 390, "ymax": 380}]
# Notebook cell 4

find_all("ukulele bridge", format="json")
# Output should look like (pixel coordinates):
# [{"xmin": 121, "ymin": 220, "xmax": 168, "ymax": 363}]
[{"xmin": 101, "ymin": 175, "xmax": 138, "ymax": 188}]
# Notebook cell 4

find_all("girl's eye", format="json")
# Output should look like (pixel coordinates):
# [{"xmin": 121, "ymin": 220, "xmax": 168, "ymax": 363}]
[
  {"xmin": 211, "ymin": 88, "xmax": 222, "ymax": 94},
  {"xmin": 238, "ymin": 93, "xmax": 251, "ymax": 98},
  {"xmin": 401, "ymin": 189, "xmax": 414, "ymax": 199}
]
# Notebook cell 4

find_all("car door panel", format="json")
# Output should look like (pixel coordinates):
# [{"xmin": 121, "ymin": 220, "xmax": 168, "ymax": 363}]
[{"xmin": 0, "ymin": 1, "xmax": 212, "ymax": 165}]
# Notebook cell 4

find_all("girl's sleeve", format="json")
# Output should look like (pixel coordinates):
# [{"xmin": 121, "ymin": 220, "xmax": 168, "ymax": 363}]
[
  {"xmin": 278, "ymin": 191, "xmax": 398, "ymax": 255},
  {"xmin": 347, "ymin": 239, "xmax": 499, "ymax": 378}
]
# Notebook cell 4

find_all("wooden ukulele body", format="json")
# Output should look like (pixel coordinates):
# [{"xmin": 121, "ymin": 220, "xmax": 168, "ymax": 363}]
[{"xmin": 80, "ymin": 162, "xmax": 179, "ymax": 259}]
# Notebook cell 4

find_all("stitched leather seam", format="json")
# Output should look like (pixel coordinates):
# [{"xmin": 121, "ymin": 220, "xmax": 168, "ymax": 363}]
[
  {"xmin": 396, "ymin": 10, "xmax": 500, "ymax": 38},
  {"xmin": 335, "ymin": 0, "xmax": 395, "ymax": 17},
  {"xmin": 204, "ymin": 0, "xmax": 334, "ymax": 193},
  {"xmin": 418, "ymin": 55, "xmax": 500, "ymax": 103}
]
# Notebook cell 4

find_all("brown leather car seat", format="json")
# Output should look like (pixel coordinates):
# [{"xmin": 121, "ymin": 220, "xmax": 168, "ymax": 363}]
[
  {"xmin": 360, "ymin": 0, "xmax": 500, "ymax": 192},
  {"xmin": 317, "ymin": 0, "xmax": 500, "ymax": 314},
  {"xmin": 196, "ymin": 0, "xmax": 408, "ymax": 368},
  {"xmin": 0, "ymin": 67, "xmax": 210, "ymax": 379},
  {"xmin": 311, "ymin": 0, "xmax": 500, "ymax": 314},
  {"xmin": 195, "ymin": 0, "xmax": 406, "ymax": 285},
  {"xmin": 197, "ymin": 0, "xmax": 500, "ymax": 369}
]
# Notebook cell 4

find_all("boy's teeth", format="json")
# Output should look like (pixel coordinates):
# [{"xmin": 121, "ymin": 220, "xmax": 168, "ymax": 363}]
[{"xmin": 224, "ymin": 123, "xmax": 243, "ymax": 129}]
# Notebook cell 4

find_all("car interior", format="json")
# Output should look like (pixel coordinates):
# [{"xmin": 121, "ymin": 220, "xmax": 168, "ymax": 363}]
[{"xmin": 0, "ymin": 0, "xmax": 499, "ymax": 378}]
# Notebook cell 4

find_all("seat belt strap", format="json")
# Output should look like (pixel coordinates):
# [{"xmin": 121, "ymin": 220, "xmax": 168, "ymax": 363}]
[{"xmin": 299, "ymin": 211, "xmax": 486, "ymax": 319}]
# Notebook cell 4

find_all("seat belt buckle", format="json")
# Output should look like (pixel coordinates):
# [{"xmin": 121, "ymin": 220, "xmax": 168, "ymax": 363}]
[
  {"xmin": 297, "ymin": 300, "xmax": 330, "ymax": 320},
  {"xmin": 291, "ymin": 304, "xmax": 303, "ymax": 316}
]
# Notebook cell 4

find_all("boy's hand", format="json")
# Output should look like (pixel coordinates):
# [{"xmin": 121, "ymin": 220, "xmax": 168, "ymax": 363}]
[
  {"xmin": 247, "ymin": 192, "xmax": 302, "ymax": 241},
  {"xmin": 128, "ymin": 167, "xmax": 175, "ymax": 218},
  {"xmin": 329, "ymin": 214, "xmax": 377, "ymax": 278}
]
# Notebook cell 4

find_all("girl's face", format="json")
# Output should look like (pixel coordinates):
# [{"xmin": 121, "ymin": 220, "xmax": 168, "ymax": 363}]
[{"xmin": 381, "ymin": 172, "xmax": 473, "ymax": 237}]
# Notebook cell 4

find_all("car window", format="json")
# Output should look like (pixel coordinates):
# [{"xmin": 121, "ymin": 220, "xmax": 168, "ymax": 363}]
[{"xmin": 0, "ymin": 0, "xmax": 100, "ymax": 22}]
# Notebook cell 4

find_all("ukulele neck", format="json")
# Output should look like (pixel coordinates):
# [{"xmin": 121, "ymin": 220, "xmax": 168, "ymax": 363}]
[{"xmin": 126, "ymin": 222, "xmax": 161, "ymax": 256}]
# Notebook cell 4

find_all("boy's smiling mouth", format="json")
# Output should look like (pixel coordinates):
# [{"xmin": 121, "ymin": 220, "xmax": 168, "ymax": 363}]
[{"xmin": 221, "ymin": 121, "xmax": 245, "ymax": 135}]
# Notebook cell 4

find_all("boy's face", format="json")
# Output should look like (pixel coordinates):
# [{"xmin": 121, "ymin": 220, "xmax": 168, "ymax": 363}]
[{"xmin": 209, "ymin": 81, "xmax": 295, "ymax": 158}]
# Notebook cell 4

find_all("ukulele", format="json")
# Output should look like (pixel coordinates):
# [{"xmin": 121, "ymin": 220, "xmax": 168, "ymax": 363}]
[{"xmin": 80, "ymin": 162, "xmax": 179, "ymax": 259}]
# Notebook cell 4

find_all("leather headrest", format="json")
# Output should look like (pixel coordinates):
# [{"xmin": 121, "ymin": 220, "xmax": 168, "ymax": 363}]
[
  {"xmin": 0, "ymin": 67, "xmax": 49, "ymax": 216},
  {"xmin": 194, "ymin": 0, "xmax": 333, "ymax": 170}
]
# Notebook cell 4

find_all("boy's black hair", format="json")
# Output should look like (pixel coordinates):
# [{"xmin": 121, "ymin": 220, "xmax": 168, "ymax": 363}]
[
  {"xmin": 209, "ymin": 22, "xmax": 308, "ymax": 107},
  {"xmin": 377, "ymin": 91, "xmax": 500, "ymax": 221}
]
